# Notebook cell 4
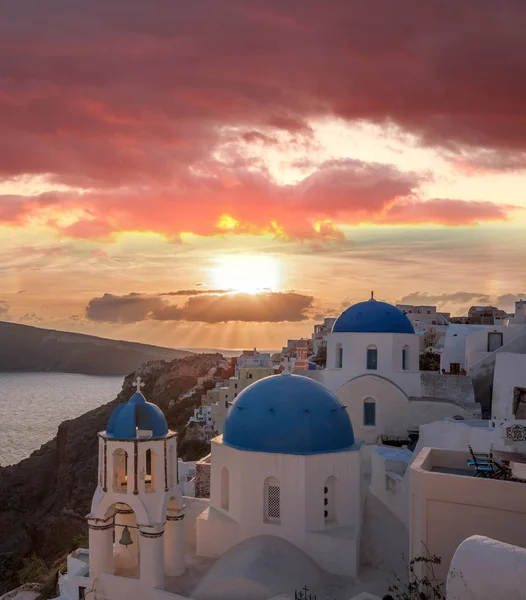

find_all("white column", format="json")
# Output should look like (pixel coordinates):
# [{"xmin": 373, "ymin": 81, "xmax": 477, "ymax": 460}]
[
  {"xmin": 88, "ymin": 520, "xmax": 114, "ymax": 582},
  {"xmin": 164, "ymin": 511, "xmax": 186, "ymax": 577},
  {"xmin": 114, "ymin": 508, "xmax": 139, "ymax": 570},
  {"xmin": 139, "ymin": 528, "xmax": 165, "ymax": 589}
]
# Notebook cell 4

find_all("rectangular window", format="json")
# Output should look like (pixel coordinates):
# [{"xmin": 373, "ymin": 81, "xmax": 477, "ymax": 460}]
[
  {"xmin": 402, "ymin": 349, "xmax": 408, "ymax": 370},
  {"xmin": 364, "ymin": 400, "xmax": 376, "ymax": 426},
  {"xmin": 266, "ymin": 485, "xmax": 280, "ymax": 521},
  {"xmin": 450, "ymin": 363, "xmax": 460, "ymax": 375},
  {"xmin": 366, "ymin": 348, "xmax": 378, "ymax": 370},
  {"xmin": 487, "ymin": 332, "xmax": 504, "ymax": 352},
  {"xmin": 513, "ymin": 387, "xmax": 526, "ymax": 419},
  {"xmin": 338, "ymin": 346, "xmax": 343, "ymax": 368}
]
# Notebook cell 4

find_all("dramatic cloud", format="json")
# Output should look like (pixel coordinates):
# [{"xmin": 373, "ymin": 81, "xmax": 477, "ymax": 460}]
[
  {"xmin": 0, "ymin": 1, "xmax": 524, "ymax": 240},
  {"xmin": 86, "ymin": 293, "xmax": 161, "ymax": 324},
  {"xmin": 0, "ymin": 166, "xmax": 515, "ymax": 241},
  {"xmin": 86, "ymin": 291, "xmax": 314, "ymax": 323}
]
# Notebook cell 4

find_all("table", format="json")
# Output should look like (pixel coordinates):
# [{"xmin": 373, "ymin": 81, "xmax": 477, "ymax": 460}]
[{"xmin": 493, "ymin": 450, "xmax": 526, "ymax": 481}]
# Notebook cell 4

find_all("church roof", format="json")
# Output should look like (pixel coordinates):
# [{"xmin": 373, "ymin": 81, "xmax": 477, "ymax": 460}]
[
  {"xmin": 106, "ymin": 388, "xmax": 169, "ymax": 439},
  {"xmin": 223, "ymin": 373, "xmax": 356, "ymax": 455},
  {"xmin": 333, "ymin": 297, "xmax": 415, "ymax": 334}
]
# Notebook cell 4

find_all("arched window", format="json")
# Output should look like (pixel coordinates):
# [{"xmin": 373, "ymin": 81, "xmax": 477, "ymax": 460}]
[
  {"xmin": 264, "ymin": 477, "xmax": 281, "ymax": 523},
  {"xmin": 324, "ymin": 477, "xmax": 336, "ymax": 522},
  {"xmin": 402, "ymin": 346, "xmax": 409, "ymax": 370},
  {"xmin": 221, "ymin": 467, "xmax": 230, "ymax": 511},
  {"xmin": 112, "ymin": 448, "xmax": 128, "ymax": 493},
  {"xmin": 335, "ymin": 344, "xmax": 343, "ymax": 369},
  {"xmin": 145, "ymin": 448, "xmax": 156, "ymax": 493},
  {"xmin": 366, "ymin": 345, "xmax": 378, "ymax": 370},
  {"xmin": 364, "ymin": 398, "xmax": 376, "ymax": 426}
]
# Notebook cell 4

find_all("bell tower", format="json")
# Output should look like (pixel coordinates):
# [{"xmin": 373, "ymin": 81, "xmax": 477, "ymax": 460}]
[{"xmin": 87, "ymin": 377, "xmax": 185, "ymax": 591}]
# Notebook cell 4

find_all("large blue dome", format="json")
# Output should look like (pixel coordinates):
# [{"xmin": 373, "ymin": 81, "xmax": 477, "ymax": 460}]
[
  {"xmin": 333, "ymin": 298, "xmax": 415, "ymax": 334},
  {"xmin": 106, "ymin": 392, "xmax": 169, "ymax": 439},
  {"xmin": 223, "ymin": 374, "xmax": 356, "ymax": 455}
]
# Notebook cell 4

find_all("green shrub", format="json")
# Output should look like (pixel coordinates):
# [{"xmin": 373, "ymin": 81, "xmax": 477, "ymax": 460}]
[{"xmin": 17, "ymin": 554, "xmax": 48, "ymax": 584}]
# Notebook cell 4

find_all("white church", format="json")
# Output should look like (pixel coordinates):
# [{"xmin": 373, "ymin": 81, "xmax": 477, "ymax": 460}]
[{"xmin": 54, "ymin": 297, "xmax": 526, "ymax": 600}]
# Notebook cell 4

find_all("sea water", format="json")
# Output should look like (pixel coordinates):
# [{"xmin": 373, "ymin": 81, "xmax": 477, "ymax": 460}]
[{"xmin": 0, "ymin": 372, "xmax": 123, "ymax": 466}]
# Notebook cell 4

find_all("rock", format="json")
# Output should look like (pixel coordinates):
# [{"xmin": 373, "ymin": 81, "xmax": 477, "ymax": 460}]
[{"xmin": 0, "ymin": 353, "xmax": 223, "ymax": 594}]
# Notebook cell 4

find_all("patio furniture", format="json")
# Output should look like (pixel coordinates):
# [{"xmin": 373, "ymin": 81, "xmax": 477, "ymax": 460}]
[
  {"xmin": 493, "ymin": 450, "xmax": 526, "ymax": 482},
  {"xmin": 468, "ymin": 446, "xmax": 495, "ymax": 477}
]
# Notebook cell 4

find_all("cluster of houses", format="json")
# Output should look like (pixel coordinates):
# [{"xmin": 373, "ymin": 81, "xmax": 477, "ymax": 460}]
[{"xmin": 54, "ymin": 296, "xmax": 526, "ymax": 600}]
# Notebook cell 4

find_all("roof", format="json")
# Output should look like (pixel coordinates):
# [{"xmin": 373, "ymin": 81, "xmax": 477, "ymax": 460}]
[
  {"xmin": 223, "ymin": 373, "xmax": 356, "ymax": 455},
  {"xmin": 333, "ymin": 298, "xmax": 415, "ymax": 334},
  {"xmin": 106, "ymin": 391, "xmax": 169, "ymax": 439}
]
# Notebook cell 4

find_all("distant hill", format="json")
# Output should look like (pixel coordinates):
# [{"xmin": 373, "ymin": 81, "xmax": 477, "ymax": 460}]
[
  {"xmin": 0, "ymin": 321, "xmax": 192, "ymax": 375},
  {"xmin": 183, "ymin": 347, "xmax": 280, "ymax": 357}
]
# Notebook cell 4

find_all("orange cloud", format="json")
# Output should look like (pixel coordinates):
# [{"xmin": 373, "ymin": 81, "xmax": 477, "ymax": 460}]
[{"xmin": 0, "ymin": 161, "xmax": 517, "ymax": 241}]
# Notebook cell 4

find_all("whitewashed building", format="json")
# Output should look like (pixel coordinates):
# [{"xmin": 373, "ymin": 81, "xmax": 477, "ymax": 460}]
[
  {"xmin": 196, "ymin": 373, "xmax": 363, "ymax": 577},
  {"xmin": 322, "ymin": 295, "xmax": 480, "ymax": 448}
]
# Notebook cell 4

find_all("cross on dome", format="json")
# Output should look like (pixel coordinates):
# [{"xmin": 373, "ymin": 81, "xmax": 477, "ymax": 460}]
[
  {"xmin": 370, "ymin": 290, "xmax": 374, "ymax": 300},
  {"xmin": 133, "ymin": 375, "xmax": 145, "ymax": 393}
]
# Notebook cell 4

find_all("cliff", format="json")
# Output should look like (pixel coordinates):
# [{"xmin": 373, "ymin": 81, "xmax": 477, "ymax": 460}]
[
  {"xmin": 0, "ymin": 321, "xmax": 192, "ymax": 375},
  {"xmin": 0, "ymin": 353, "xmax": 223, "ymax": 594}
]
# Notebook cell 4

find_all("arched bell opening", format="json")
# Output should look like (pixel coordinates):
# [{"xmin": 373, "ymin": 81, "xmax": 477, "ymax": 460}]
[{"xmin": 110, "ymin": 502, "xmax": 140, "ymax": 576}]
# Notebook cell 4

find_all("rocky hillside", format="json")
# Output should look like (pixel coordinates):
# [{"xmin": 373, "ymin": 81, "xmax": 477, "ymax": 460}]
[
  {"xmin": 0, "ymin": 321, "xmax": 192, "ymax": 375},
  {"xmin": 0, "ymin": 353, "xmax": 223, "ymax": 595}
]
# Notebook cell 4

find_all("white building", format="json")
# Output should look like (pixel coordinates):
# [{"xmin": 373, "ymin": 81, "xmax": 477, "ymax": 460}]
[
  {"xmin": 312, "ymin": 317, "xmax": 337, "ymax": 355},
  {"xmin": 322, "ymin": 296, "xmax": 480, "ymax": 448},
  {"xmin": 396, "ymin": 304, "xmax": 450, "ymax": 328},
  {"xmin": 196, "ymin": 373, "xmax": 363, "ymax": 577},
  {"xmin": 188, "ymin": 405, "xmax": 214, "ymax": 426},
  {"xmin": 236, "ymin": 349, "xmax": 272, "ymax": 370}
]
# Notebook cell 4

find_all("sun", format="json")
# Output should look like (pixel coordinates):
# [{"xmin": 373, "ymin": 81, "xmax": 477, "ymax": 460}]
[{"xmin": 211, "ymin": 255, "xmax": 280, "ymax": 294}]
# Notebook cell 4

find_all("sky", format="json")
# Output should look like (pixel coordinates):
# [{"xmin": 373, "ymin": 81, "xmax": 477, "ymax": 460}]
[{"xmin": 1, "ymin": 0, "xmax": 525, "ymax": 350}]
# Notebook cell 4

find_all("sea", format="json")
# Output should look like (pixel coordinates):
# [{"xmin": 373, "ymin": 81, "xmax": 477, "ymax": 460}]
[{"xmin": 0, "ymin": 372, "xmax": 124, "ymax": 467}]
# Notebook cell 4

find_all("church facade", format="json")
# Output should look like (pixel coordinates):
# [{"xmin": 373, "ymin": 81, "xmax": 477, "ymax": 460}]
[{"xmin": 322, "ymin": 296, "xmax": 480, "ymax": 445}]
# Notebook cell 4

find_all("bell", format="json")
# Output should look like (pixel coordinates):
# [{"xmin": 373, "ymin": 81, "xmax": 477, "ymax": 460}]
[{"xmin": 118, "ymin": 525, "xmax": 133, "ymax": 546}]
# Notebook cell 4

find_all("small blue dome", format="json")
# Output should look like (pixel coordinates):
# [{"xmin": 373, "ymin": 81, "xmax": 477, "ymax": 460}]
[
  {"xmin": 223, "ymin": 374, "xmax": 355, "ymax": 455},
  {"xmin": 333, "ymin": 298, "xmax": 415, "ymax": 334},
  {"xmin": 106, "ymin": 392, "xmax": 169, "ymax": 439}
]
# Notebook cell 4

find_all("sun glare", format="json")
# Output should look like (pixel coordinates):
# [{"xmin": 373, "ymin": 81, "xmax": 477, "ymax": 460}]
[{"xmin": 211, "ymin": 255, "xmax": 280, "ymax": 294}]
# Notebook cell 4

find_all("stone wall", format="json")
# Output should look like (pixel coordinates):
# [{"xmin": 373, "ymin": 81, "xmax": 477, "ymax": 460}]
[
  {"xmin": 194, "ymin": 455, "xmax": 211, "ymax": 498},
  {"xmin": 420, "ymin": 371, "xmax": 475, "ymax": 403}
]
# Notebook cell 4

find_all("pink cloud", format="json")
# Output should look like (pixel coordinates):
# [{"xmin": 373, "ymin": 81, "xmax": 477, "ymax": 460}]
[{"xmin": 0, "ymin": 1, "xmax": 524, "ymax": 239}]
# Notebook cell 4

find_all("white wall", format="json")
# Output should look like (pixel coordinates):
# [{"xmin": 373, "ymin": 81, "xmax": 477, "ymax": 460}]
[
  {"xmin": 324, "ymin": 332, "xmax": 421, "ymax": 397},
  {"xmin": 440, "ymin": 324, "xmax": 491, "ymax": 372},
  {"xmin": 492, "ymin": 352, "xmax": 526, "ymax": 420},
  {"xmin": 447, "ymin": 536, "xmax": 526, "ymax": 600},
  {"xmin": 465, "ymin": 324, "xmax": 526, "ymax": 370},
  {"xmin": 335, "ymin": 375, "xmax": 475, "ymax": 445},
  {"xmin": 410, "ymin": 447, "xmax": 526, "ymax": 583},
  {"xmin": 196, "ymin": 438, "xmax": 362, "ymax": 576},
  {"xmin": 369, "ymin": 448, "xmax": 411, "ymax": 527}
]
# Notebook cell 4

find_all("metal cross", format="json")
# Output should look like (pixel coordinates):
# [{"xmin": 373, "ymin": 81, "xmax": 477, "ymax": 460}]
[{"xmin": 133, "ymin": 376, "xmax": 145, "ymax": 393}]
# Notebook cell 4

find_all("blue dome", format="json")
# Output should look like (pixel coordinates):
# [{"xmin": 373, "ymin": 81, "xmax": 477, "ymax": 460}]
[
  {"xmin": 223, "ymin": 374, "xmax": 356, "ymax": 455},
  {"xmin": 106, "ymin": 392, "xmax": 169, "ymax": 439},
  {"xmin": 333, "ymin": 298, "xmax": 415, "ymax": 334}
]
